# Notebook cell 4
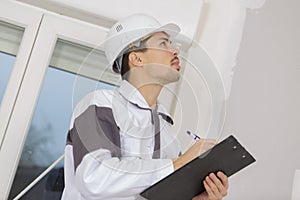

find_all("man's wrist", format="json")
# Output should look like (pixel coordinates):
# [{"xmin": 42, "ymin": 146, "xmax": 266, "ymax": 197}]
[{"xmin": 172, "ymin": 157, "xmax": 184, "ymax": 171}]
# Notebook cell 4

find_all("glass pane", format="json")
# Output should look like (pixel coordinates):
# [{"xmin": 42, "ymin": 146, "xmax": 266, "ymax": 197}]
[
  {"xmin": 9, "ymin": 41, "xmax": 116, "ymax": 200},
  {"xmin": 0, "ymin": 53, "xmax": 16, "ymax": 104},
  {"xmin": 0, "ymin": 20, "xmax": 24, "ymax": 55},
  {"xmin": 0, "ymin": 20, "xmax": 24, "ymax": 105},
  {"xmin": 50, "ymin": 39, "xmax": 121, "ymax": 86}
]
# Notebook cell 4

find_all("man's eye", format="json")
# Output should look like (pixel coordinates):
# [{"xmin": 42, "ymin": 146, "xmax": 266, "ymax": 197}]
[
  {"xmin": 160, "ymin": 42, "xmax": 166, "ymax": 46},
  {"xmin": 160, "ymin": 41, "xmax": 167, "ymax": 47}
]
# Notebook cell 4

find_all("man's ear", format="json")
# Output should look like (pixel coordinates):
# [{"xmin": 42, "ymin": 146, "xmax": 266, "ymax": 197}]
[{"xmin": 128, "ymin": 52, "xmax": 143, "ymax": 67}]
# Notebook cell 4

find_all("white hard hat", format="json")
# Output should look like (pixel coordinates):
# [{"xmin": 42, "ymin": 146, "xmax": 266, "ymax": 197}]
[{"xmin": 104, "ymin": 13, "xmax": 180, "ymax": 73}]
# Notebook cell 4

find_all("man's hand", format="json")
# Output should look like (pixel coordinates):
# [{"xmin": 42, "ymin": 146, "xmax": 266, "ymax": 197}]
[
  {"xmin": 173, "ymin": 139, "xmax": 217, "ymax": 170},
  {"xmin": 172, "ymin": 140, "xmax": 229, "ymax": 200},
  {"xmin": 192, "ymin": 172, "xmax": 229, "ymax": 200}
]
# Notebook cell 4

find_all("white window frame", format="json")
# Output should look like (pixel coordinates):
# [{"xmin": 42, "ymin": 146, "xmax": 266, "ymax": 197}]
[
  {"xmin": 0, "ymin": 1, "xmax": 43, "ymax": 198},
  {"xmin": 0, "ymin": 1, "xmax": 43, "ymax": 148},
  {"xmin": 0, "ymin": 7, "xmax": 109, "ymax": 199}
]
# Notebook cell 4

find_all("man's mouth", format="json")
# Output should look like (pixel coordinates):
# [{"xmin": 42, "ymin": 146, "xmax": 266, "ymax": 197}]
[{"xmin": 171, "ymin": 57, "xmax": 181, "ymax": 71}]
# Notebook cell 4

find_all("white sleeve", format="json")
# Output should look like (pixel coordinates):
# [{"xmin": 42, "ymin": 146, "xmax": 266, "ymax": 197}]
[{"xmin": 75, "ymin": 149, "xmax": 174, "ymax": 200}]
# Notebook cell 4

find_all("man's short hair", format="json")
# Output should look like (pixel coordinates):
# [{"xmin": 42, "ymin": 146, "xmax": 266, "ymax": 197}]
[{"xmin": 118, "ymin": 35, "xmax": 150, "ymax": 80}]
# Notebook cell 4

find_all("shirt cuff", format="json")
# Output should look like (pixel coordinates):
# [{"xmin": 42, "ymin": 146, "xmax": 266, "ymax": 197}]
[{"xmin": 152, "ymin": 159, "xmax": 174, "ymax": 185}]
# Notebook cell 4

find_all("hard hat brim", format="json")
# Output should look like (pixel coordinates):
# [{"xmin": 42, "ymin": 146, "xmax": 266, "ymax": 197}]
[{"xmin": 153, "ymin": 23, "xmax": 181, "ymax": 38}]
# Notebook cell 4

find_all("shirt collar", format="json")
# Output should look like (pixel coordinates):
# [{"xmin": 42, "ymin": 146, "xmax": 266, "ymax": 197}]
[{"xmin": 118, "ymin": 80, "xmax": 174, "ymax": 124}]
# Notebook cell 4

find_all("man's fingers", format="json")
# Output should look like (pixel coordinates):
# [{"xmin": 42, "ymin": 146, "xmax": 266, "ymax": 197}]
[
  {"xmin": 205, "ymin": 176, "xmax": 223, "ymax": 199},
  {"xmin": 203, "ymin": 179, "xmax": 216, "ymax": 199},
  {"xmin": 194, "ymin": 139, "xmax": 217, "ymax": 155},
  {"xmin": 209, "ymin": 173, "xmax": 228, "ymax": 196},
  {"xmin": 217, "ymin": 171, "xmax": 229, "ymax": 190}
]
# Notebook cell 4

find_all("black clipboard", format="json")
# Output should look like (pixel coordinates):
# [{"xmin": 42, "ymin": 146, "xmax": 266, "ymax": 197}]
[{"xmin": 140, "ymin": 135, "xmax": 256, "ymax": 200}]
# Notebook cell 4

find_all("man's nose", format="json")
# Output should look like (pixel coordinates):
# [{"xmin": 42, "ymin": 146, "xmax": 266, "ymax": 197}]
[{"xmin": 170, "ymin": 44, "xmax": 180, "ymax": 55}]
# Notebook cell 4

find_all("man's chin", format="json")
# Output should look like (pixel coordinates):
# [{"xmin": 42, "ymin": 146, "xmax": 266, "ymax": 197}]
[
  {"xmin": 161, "ymin": 70, "xmax": 181, "ymax": 85},
  {"xmin": 145, "ymin": 64, "xmax": 181, "ymax": 85}
]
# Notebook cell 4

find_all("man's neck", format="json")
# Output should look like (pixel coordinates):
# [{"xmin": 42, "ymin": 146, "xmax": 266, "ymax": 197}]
[
  {"xmin": 129, "ymin": 80, "xmax": 162, "ymax": 109},
  {"xmin": 140, "ymin": 84, "xmax": 162, "ymax": 109}
]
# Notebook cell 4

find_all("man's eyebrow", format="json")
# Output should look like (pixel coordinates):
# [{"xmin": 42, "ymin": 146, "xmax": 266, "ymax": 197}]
[{"xmin": 158, "ymin": 37, "xmax": 170, "ymax": 42}]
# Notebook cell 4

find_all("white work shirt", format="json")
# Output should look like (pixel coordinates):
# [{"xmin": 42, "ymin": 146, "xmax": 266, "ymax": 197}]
[{"xmin": 62, "ymin": 80, "xmax": 181, "ymax": 200}]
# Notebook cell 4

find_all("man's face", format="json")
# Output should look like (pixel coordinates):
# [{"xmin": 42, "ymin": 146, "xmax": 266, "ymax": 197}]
[{"xmin": 138, "ymin": 32, "xmax": 181, "ymax": 85}]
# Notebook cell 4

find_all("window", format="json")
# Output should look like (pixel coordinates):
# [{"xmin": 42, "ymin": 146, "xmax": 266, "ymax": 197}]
[{"xmin": 9, "ymin": 39, "xmax": 116, "ymax": 200}]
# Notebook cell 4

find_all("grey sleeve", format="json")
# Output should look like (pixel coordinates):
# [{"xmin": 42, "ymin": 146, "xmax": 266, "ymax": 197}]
[{"xmin": 66, "ymin": 105, "xmax": 121, "ymax": 171}]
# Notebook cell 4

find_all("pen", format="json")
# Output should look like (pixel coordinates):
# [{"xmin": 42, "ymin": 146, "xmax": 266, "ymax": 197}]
[{"xmin": 186, "ymin": 130, "xmax": 201, "ymax": 140}]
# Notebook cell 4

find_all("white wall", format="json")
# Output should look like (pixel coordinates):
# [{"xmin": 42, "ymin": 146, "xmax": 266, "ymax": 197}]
[{"xmin": 222, "ymin": 0, "xmax": 300, "ymax": 199}]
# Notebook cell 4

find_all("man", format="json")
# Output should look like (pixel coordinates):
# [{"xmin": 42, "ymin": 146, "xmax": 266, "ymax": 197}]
[{"xmin": 62, "ymin": 14, "xmax": 228, "ymax": 200}]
